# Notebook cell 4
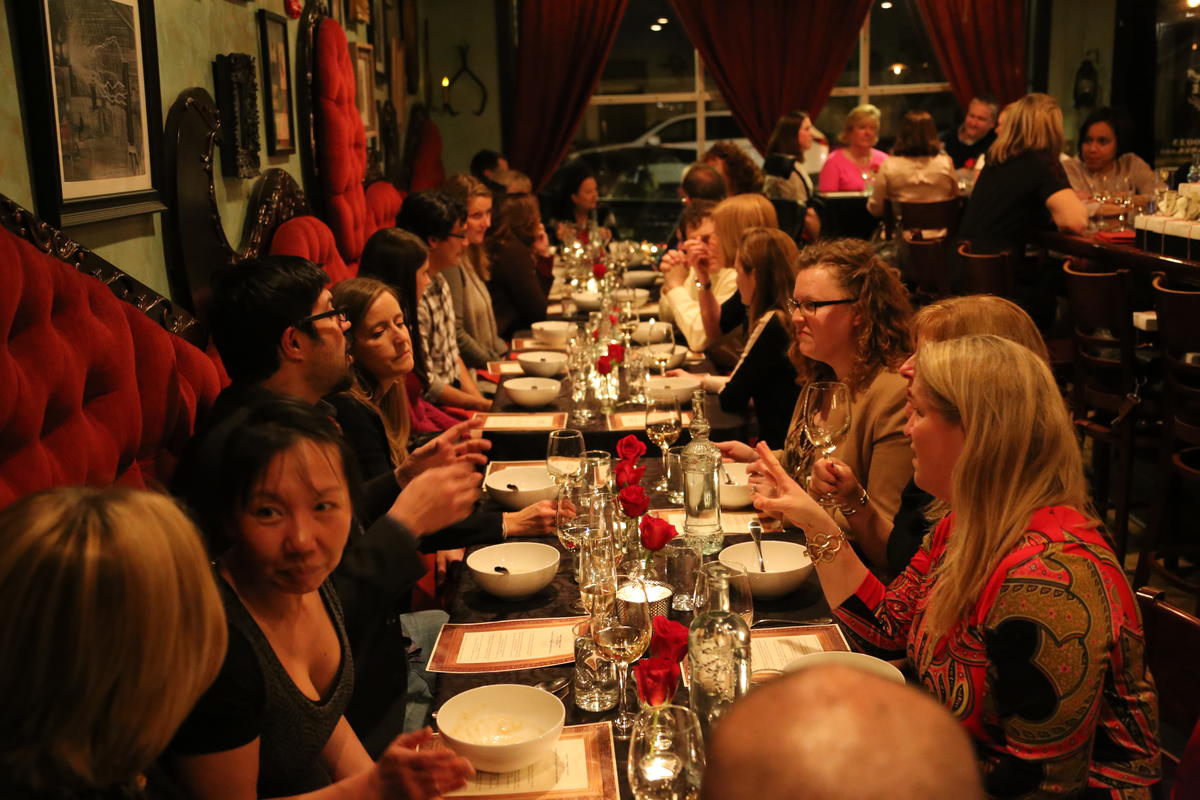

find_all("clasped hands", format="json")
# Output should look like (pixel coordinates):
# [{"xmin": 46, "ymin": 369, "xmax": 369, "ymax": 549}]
[
  {"xmin": 659, "ymin": 234, "xmax": 713, "ymax": 291},
  {"xmin": 735, "ymin": 442, "xmax": 865, "ymax": 532}
]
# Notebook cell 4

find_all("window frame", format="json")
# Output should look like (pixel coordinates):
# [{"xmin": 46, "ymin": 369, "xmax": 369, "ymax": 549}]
[{"xmin": 827, "ymin": 10, "xmax": 952, "ymax": 105}]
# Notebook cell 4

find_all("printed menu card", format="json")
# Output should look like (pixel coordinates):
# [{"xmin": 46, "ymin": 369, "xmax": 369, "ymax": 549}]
[{"xmin": 428, "ymin": 616, "xmax": 589, "ymax": 673}]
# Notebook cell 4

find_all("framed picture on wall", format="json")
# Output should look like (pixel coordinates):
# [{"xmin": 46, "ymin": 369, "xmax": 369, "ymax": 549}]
[
  {"xmin": 257, "ymin": 9, "xmax": 296, "ymax": 155},
  {"xmin": 13, "ymin": 0, "xmax": 166, "ymax": 227},
  {"xmin": 351, "ymin": 42, "xmax": 377, "ymax": 135}
]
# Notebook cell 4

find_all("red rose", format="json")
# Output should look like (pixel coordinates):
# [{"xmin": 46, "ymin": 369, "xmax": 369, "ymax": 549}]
[
  {"xmin": 650, "ymin": 616, "xmax": 690, "ymax": 663},
  {"xmin": 618, "ymin": 484, "xmax": 650, "ymax": 518},
  {"xmin": 616, "ymin": 434, "xmax": 647, "ymax": 463},
  {"xmin": 614, "ymin": 460, "xmax": 646, "ymax": 489},
  {"xmin": 593, "ymin": 263, "xmax": 608, "ymax": 279},
  {"xmin": 633, "ymin": 657, "xmax": 681, "ymax": 707},
  {"xmin": 607, "ymin": 342, "xmax": 626, "ymax": 363},
  {"xmin": 608, "ymin": 314, "xmax": 619, "ymax": 326},
  {"xmin": 596, "ymin": 355, "xmax": 613, "ymax": 375},
  {"xmin": 640, "ymin": 515, "xmax": 678, "ymax": 551}
]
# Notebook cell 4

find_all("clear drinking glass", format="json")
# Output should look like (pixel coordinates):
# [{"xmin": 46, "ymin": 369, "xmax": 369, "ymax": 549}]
[
  {"xmin": 574, "ymin": 621, "xmax": 619, "ymax": 712},
  {"xmin": 582, "ymin": 449, "xmax": 613, "ymax": 491},
  {"xmin": 579, "ymin": 530, "xmax": 618, "ymax": 620},
  {"xmin": 694, "ymin": 562, "xmax": 754, "ymax": 628},
  {"xmin": 547, "ymin": 428, "xmax": 586, "ymax": 487},
  {"xmin": 645, "ymin": 392, "xmax": 682, "ymax": 493},
  {"xmin": 627, "ymin": 705, "xmax": 706, "ymax": 800},
  {"xmin": 593, "ymin": 574, "xmax": 653, "ymax": 739},
  {"xmin": 665, "ymin": 445, "xmax": 687, "ymax": 504},
  {"xmin": 664, "ymin": 537, "xmax": 701, "ymax": 612},
  {"xmin": 800, "ymin": 381, "xmax": 851, "ymax": 511}
]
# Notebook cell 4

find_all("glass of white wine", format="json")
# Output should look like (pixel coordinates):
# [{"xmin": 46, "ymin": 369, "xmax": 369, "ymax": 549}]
[
  {"xmin": 594, "ymin": 574, "xmax": 653, "ymax": 739},
  {"xmin": 578, "ymin": 528, "xmax": 617, "ymax": 621},
  {"xmin": 646, "ymin": 321, "xmax": 675, "ymax": 376},
  {"xmin": 800, "ymin": 381, "xmax": 851, "ymax": 511},
  {"xmin": 645, "ymin": 392, "xmax": 682, "ymax": 492},
  {"xmin": 546, "ymin": 428, "xmax": 585, "ymax": 487}
]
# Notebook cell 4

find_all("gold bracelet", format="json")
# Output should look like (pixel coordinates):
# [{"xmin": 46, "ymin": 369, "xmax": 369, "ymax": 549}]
[
  {"xmin": 805, "ymin": 529, "xmax": 847, "ymax": 563},
  {"xmin": 837, "ymin": 488, "xmax": 870, "ymax": 517}
]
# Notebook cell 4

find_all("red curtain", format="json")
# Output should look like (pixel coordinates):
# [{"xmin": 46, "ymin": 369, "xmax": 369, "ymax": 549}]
[
  {"xmin": 915, "ymin": 0, "xmax": 1026, "ymax": 110},
  {"xmin": 669, "ymin": 0, "xmax": 873, "ymax": 156},
  {"xmin": 507, "ymin": 0, "xmax": 628, "ymax": 190}
]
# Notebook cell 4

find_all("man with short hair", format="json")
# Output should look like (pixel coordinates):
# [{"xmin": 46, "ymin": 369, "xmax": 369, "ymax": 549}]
[
  {"xmin": 681, "ymin": 162, "xmax": 727, "ymax": 203},
  {"xmin": 703, "ymin": 666, "xmax": 985, "ymax": 800},
  {"xmin": 469, "ymin": 149, "xmax": 509, "ymax": 197},
  {"xmin": 941, "ymin": 95, "xmax": 999, "ymax": 168},
  {"xmin": 395, "ymin": 191, "xmax": 492, "ymax": 411}
]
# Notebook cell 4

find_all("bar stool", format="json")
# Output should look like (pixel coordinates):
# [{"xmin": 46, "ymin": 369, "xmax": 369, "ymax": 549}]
[
  {"xmin": 1063, "ymin": 261, "xmax": 1155, "ymax": 560},
  {"xmin": 956, "ymin": 242, "xmax": 1014, "ymax": 297},
  {"xmin": 1134, "ymin": 274, "xmax": 1200, "ymax": 612}
]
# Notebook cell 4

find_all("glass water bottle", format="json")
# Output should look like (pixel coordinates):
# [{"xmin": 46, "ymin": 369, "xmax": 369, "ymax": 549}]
[
  {"xmin": 682, "ymin": 389, "xmax": 723, "ymax": 555},
  {"xmin": 687, "ymin": 566, "xmax": 751, "ymax": 740}
]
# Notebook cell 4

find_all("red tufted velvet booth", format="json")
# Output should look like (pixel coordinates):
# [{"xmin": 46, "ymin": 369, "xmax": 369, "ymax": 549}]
[
  {"xmin": 365, "ymin": 180, "xmax": 405, "ymax": 234},
  {"xmin": 0, "ymin": 229, "xmax": 222, "ymax": 507},
  {"xmin": 268, "ymin": 214, "xmax": 355, "ymax": 285},
  {"xmin": 408, "ymin": 117, "xmax": 446, "ymax": 193},
  {"xmin": 316, "ymin": 19, "xmax": 371, "ymax": 267}
]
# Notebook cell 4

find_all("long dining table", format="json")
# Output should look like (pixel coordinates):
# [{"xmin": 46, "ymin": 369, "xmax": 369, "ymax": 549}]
[{"xmin": 428, "ymin": 461, "xmax": 835, "ymax": 800}]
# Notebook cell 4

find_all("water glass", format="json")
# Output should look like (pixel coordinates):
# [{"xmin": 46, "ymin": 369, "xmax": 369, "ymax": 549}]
[
  {"xmin": 583, "ymin": 450, "xmax": 613, "ymax": 490},
  {"xmin": 547, "ymin": 428, "xmax": 586, "ymax": 486},
  {"xmin": 694, "ymin": 562, "xmax": 754, "ymax": 628},
  {"xmin": 664, "ymin": 538, "xmax": 701, "ymax": 611},
  {"xmin": 573, "ymin": 621, "xmax": 619, "ymax": 712},
  {"xmin": 627, "ymin": 705, "xmax": 706, "ymax": 800},
  {"xmin": 665, "ymin": 445, "xmax": 687, "ymax": 504}
]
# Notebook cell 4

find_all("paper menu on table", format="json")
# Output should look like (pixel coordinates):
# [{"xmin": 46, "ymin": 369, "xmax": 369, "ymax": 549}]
[
  {"xmin": 681, "ymin": 625, "xmax": 849, "ymax": 685},
  {"xmin": 607, "ymin": 410, "xmax": 693, "ymax": 430},
  {"xmin": 480, "ymin": 413, "xmax": 567, "ymax": 431},
  {"xmin": 437, "ymin": 723, "xmax": 618, "ymax": 799},
  {"xmin": 428, "ymin": 617, "xmax": 588, "ymax": 673},
  {"xmin": 511, "ymin": 338, "xmax": 568, "ymax": 352},
  {"xmin": 486, "ymin": 361, "xmax": 525, "ymax": 376}
]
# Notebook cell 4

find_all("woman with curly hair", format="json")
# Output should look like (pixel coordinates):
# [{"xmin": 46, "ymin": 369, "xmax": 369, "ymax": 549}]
[
  {"xmin": 485, "ymin": 193, "xmax": 552, "ymax": 339},
  {"xmin": 703, "ymin": 140, "xmax": 764, "ymax": 196},
  {"xmin": 717, "ymin": 238, "xmax": 914, "ymax": 529}
]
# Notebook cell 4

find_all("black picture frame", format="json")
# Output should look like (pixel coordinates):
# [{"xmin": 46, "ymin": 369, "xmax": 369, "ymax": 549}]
[
  {"xmin": 212, "ymin": 53, "xmax": 262, "ymax": 179},
  {"xmin": 257, "ymin": 9, "xmax": 296, "ymax": 156},
  {"xmin": 13, "ymin": 0, "xmax": 167, "ymax": 227}
]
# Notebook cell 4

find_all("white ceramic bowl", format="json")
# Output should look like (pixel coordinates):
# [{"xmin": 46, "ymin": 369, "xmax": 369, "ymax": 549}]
[
  {"xmin": 637, "ymin": 344, "xmax": 688, "ymax": 371},
  {"xmin": 505, "ymin": 377, "xmax": 561, "ymax": 408},
  {"xmin": 484, "ymin": 466, "xmax": 559, "ymax": 510},
  {"xmin": 646, "ymin": 374, "xmax": 701, "ymax": 405},
  {"xmin": 437, "ymin": 684, "xmax": 565, "ymax": 772},
  {"xmin": 531, "ymin": 320, "xmax": 574, "ymax": 346},
  {"xmin": 517, "ymin": 351, "xmax": 568, "ymax": 377},
  {"xmin": 718, "ymin": 462, "xmax": 753, "ymax": 509},
  {"xmin": 719, "ymin": 540, "xmax": 813, "ymax": 598},
  {"xmin": 623, "ymin": 270, "xmax": 660, "ymax": 288},
  {"xmin": 466, "ymin": 541, "xmax": 561, "ymax": 600},
  {"xmin": 613, "ymin": 287, "xmax": 651, "ymax": 307},
  {"xmin": 571, "ymin": 291, "xmax": 603, "ymax": 311},
  {"xmin": 782, "ymin": 651, "xmax": 906, "ymax": 684},
  {"xmin": 631, "ymin": 321, "xmax": 673, "ymax": 345}
]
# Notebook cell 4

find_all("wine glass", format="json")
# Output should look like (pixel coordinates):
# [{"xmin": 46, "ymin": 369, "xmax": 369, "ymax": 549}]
[
  {"xmin": 547, "ymin": 428, "xmax": 585, "ymax": 487},
  {"xmin": 693, "ymin": 561, "xmax": 754, "ymax": 628},
  {"xmin": 646, "ymin": 321, "xmax": 675, "ymax": 376},
  {"xmin": 801, "ymin": 381, "xmax": 851, "ymax": 510},
  {"xmin": 557, "ymin": 483, "xmax": 606, "ymax": 612},
  {"xmin": 594, "ymin": 574, "xmax": 653, "ymax": 739},
  {"xmin": 618, "ymin": 299, "xmax": 640, "ymax": 347},
  {"xmin": 645, "ymin": 392, "xmax": 682, "ymax": 492},
  {"xmin": 627, "ymin": 705, "xmax": 706, "ymax": 800},
  {"xmin": 578, "ymin": 529, "xmax": 617, "ymax": 621}
]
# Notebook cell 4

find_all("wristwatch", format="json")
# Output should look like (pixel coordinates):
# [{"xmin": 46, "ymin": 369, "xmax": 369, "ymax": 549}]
[{"xmin": 694, "ymin": 279, "xmax": 711, "ymax": 291}]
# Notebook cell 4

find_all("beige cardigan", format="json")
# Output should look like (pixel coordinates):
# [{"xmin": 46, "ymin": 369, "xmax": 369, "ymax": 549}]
[{"xmin": 781, "ymin": 369, "xmax": 913, "ymax": 529}]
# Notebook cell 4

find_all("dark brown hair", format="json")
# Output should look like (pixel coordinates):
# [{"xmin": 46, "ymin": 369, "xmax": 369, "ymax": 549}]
[
  {"xmin": 892, "ymin": 111, "xmax": 942, "ymax": 158},
  {"xmin": 737, "ymin": 227, "xmax": 799, "ymax": 324},
  {"xmin": 485, "ymin": 192, "xmax": 542, "ymax": 272},
  {"xmin": 703, "ymin": 141, "xmax": 764, "ymax": 195},
  {"xmin": 765, "ymin": 111, "xmax": 810, "ymax": 158}
]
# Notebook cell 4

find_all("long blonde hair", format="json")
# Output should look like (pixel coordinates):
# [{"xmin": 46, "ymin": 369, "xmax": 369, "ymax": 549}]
[
  {"xmin": 333, "ymin": 278, "xmax": 413, "ymax": 466},
  {"xmin": 917, "ymin": 336, "xmax": 1093, "ymax": 638},
  {"xmin": 987, "ymin": 93, "xmax": 1065, "ymax": 165},
  {"xmin": 0, "ymin": 487, "xmax": 226, "ymax": 793},
  {"xmin": 712, "ymin": 194, "xmax": 778, "ymax": 270}
]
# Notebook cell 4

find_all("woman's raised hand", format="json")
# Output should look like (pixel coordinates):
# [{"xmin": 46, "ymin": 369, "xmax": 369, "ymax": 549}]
[
  {"xmin": 400, "ymin": 417, "xmax": 491, "ymax": 483},
  {"xmin": 749, "ymin": 442, "xmax": 831, "ymax": 531},
  {"xmin": 715, "ymin": 440, "xmax": 756, "ymax": 463},
  {"xmin": 375, "ymin": 728, "xmax": 474, "ymax": 800},
  {"xmin": 810, "ymin": 457, "xmax": 862, "ymax": 507},
  {"xmin": 503, "ymin": 499, "xmax": 559, "ymax": 537}
]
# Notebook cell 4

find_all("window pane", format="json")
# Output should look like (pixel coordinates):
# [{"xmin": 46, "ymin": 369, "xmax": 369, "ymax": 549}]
[
  {"xmin": 872, "ymin": 92, "xmax": 959, "ymax": 150},
  {"xmin": 837, "ymin": 41, "xmax": 861, "ymax": 87},
  {"xmin": 595, "ymin": 0, "xmax": 694, "ymax": 95},
  {"xmin": 814, "ymin": 96, "xmax": 859, "ymax": 150},
  {"xmin": 868, "ymin": 1, "xmax": 945, "ymax": 86}
]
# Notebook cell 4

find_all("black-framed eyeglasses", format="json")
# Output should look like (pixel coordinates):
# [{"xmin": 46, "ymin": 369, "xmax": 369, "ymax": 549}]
[
  {"xmin": 294, "ymin": 307, "xmax": 347, "ymax": 328},
  {"xmin": 786, "ymin": 297, "xmax": 859, "ymax": 316}
]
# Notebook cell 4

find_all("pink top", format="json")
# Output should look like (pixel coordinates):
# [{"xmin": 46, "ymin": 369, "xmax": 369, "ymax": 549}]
[{"xmin": 818, "ymin": 147, "xmax": 888, "ymax": 192}]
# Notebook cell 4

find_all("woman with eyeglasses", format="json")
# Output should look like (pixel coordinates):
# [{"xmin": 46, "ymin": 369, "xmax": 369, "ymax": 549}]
[{"xmin": 716, "ymin": 238, "xmax": 914, "ymax": 532}]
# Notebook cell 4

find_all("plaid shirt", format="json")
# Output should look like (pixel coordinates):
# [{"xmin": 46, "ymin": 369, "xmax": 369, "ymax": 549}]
[{"xmin": 417, "ymin": 273, "xmax": 461, "ymax": 401}]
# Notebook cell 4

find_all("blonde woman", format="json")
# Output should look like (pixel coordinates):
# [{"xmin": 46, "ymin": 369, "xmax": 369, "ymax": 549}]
[
  {"xmin": 755, "ymin": 336, "xmax": 1160, "ymax": 796},
  {"xmin": 0, "ymin": 487, "xmax": 227, "ymax": 799},
  {"xmin": 818, "ymin": 104, "xmax": 887, "ymax": 192},
  {"xmin": 958, "ymin": 92, "xmax": 1087, "ymax": 255},
  {"xmin": 660, "ymin": 193, "xmax": 777, "ymax": 356},
  {"xmin": 440, "ymin": 175, "xmax": 507, "ymax": 369}
]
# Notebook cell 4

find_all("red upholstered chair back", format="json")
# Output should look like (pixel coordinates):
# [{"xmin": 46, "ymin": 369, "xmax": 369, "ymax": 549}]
[
  {"xmin": 268, "ymin": 214, "xmax": 355, "ymax": 285},
  {"xmin": 0, "ymin": 227, "xmax": 222, "ymax": 506},
  {"xmin": 316, "ymin": 18, "xmax": 370, "ymax": 266},
  {"xmin": 408, "ymin": 117, "xmax": 446, "ymax": 192},
  {"xmin": 365, "ymin": 180, "xmax": 405, "ymax": 235}
]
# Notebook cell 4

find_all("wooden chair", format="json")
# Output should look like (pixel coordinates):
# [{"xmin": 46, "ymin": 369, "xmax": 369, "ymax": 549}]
[
  {"xmin": 1063, "ymin": 261, "xmax": 1155, "ymax": 560},
  {"xmin": 1135, "ymin": 587, "xmax": 1200, "ymax": 787},
  {"xmin": 897, "ymin": 197, "xmax": 964, "ymax": 239},
  {"xmin": 1134, "ymin": 275, "xmax": 1200, "ymax": 612},
  {"xmin": 900, "ymin": 237, "xmax": 952, "ymax": 302},
  {"xmin": 956, "ymin": 241, "xmax": 1015, "ymax": 297}
]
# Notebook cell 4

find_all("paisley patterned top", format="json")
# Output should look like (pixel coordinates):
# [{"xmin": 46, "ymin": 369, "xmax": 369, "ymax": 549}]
[{"xmin": 835, "ymin": 506, "xmax": 1160, "ymax": 798}]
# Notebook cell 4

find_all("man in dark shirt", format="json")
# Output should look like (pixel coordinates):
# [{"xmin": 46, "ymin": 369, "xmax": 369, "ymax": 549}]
[{"xmin": 940, "ymin": 96, "xmax": 999, "ymax": 168}]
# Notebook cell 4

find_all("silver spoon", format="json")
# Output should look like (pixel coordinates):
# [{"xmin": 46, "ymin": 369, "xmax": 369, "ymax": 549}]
[
  {"xmin": 748, "ymin": 519, "xmax": 766, "ymax": 572},
  {"xmin": 535, "ymin": 676, "xmax": 570, "ymax": 695},
  {"xmin": 720, "ymin": 461, "xmax": 734, "ymax": 485}
]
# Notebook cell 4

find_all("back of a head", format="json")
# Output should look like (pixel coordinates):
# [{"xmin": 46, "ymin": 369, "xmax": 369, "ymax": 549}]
[
  {"xmin": 988, "ymin": 92, "xmax": 1064, "ymax": 164},
  {"xmin": 0, "ymin": 487, "xmax": 226, "ymax": 795},
  {"xmin": 703, "ymin": 141, "xmax": 764, "ymax": 195},
  {"xmin": 712, "ymin": 194, "xmax": 777, "ymax": 268},
  {"xmin": 703, "ymin": 666, "xmax": 983, "ymax": 800},
  {"xmin": 893, "ymin": 111, "xmax": 941, "ymax": 157},
  {"xmin": 492, "ymin": 168, "xmax": 533, "ymax": 195},
  {"xmin": 395, "ymin": 189, "xmax": 465, "ymax": 243},
  {"xmin": 488, "ymin": 192, "xmax": 541, "ymax": 249},
  {"xmin": 469, "ymin": 149, "xmax": 503, "ymax": 179},
  {"xmin": 682, "ymin": 162, "xmax": 727, "ymax": 202},
  {"xmin": 913, "ymin": 295, "xmax": 1049, "ymax": 362},
  {"xmin": 765, "ymin": 111, "xmax": 808, "ymax": 158},
  {"xmin": 209, "ymin": 255, "xmax": 328, "ymax": 385}
]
